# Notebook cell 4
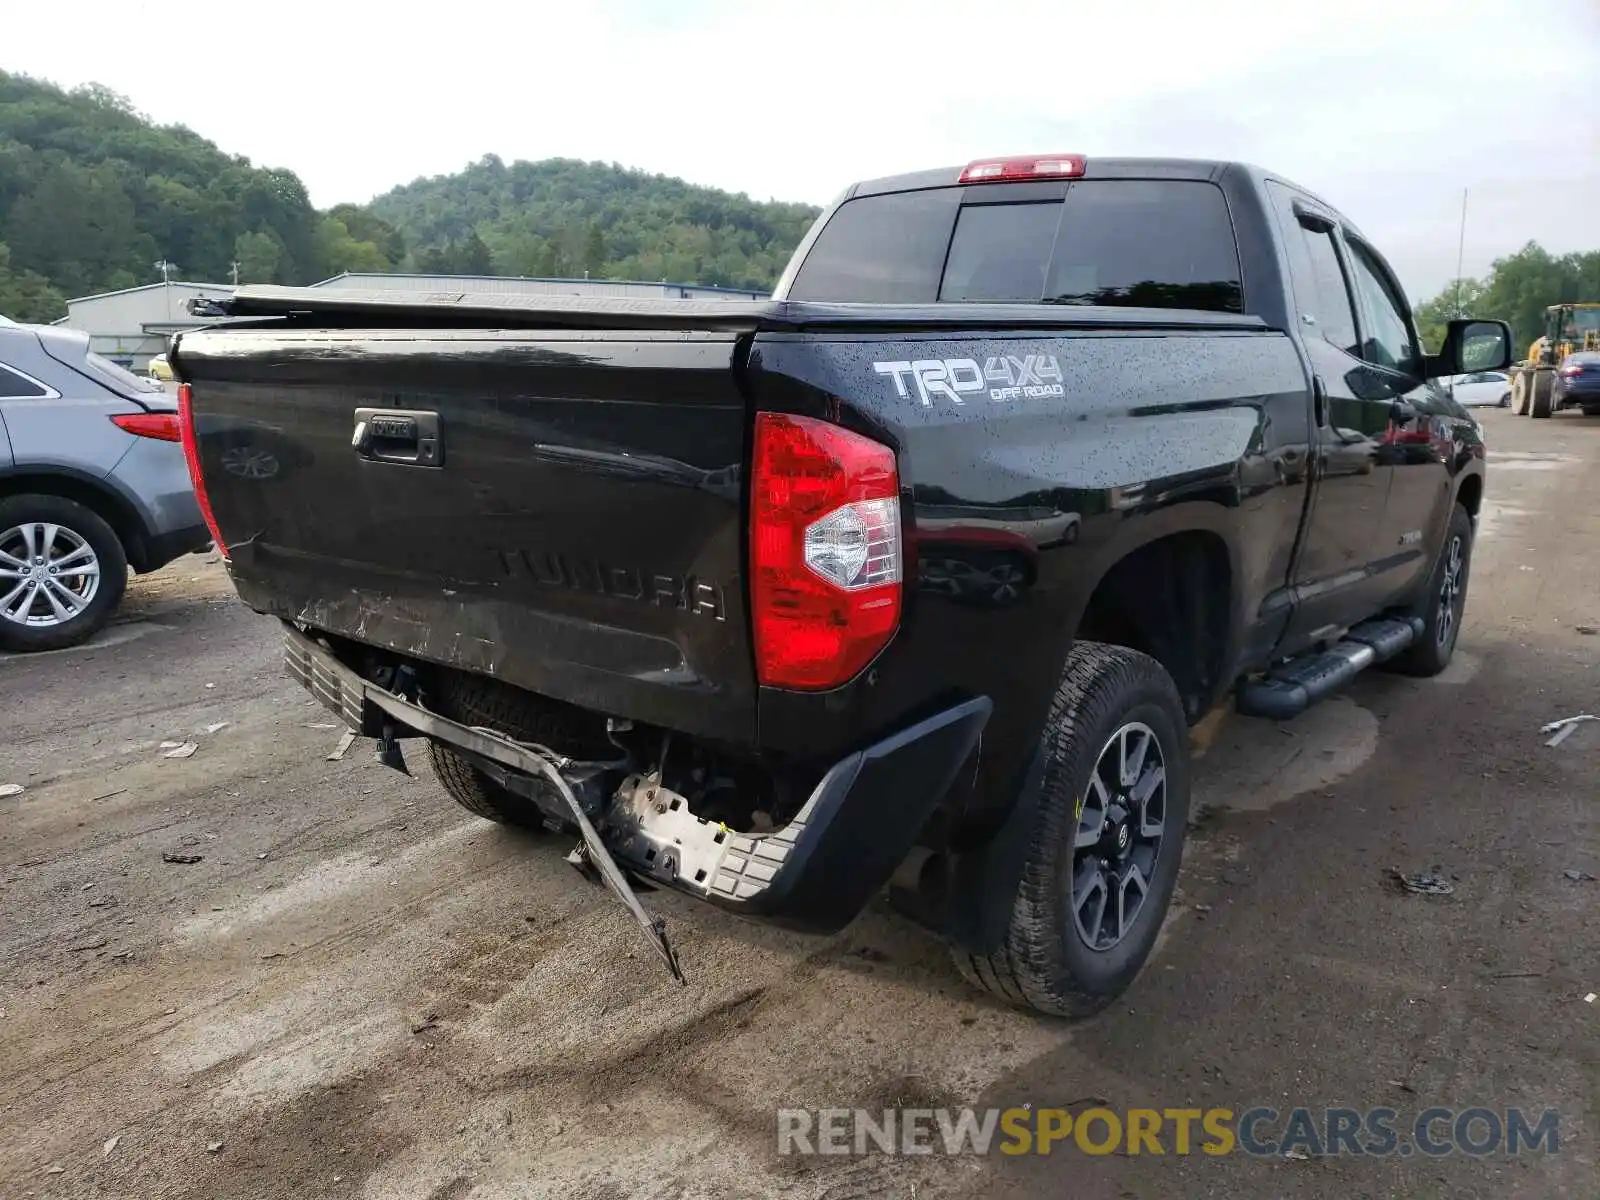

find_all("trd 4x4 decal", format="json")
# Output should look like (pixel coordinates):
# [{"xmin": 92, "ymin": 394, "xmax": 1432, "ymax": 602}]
[{"xmin": 873, "ymin": 355, "xmax": 1066, "ymax": 406}]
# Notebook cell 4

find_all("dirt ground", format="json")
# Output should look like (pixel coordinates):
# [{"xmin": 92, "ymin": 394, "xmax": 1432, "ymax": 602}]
[{"xmin": 1, "ymin": 409, "xmax": 1596, "ymax": 1199}]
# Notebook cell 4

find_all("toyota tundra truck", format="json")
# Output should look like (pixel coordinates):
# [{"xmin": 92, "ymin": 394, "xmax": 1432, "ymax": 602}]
[{"xmin": 170, "ymin": 156, "xmax": 1511, "ymax": 1018}]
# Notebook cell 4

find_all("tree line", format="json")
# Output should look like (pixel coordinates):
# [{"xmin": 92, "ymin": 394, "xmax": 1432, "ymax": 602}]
[
  {"xmin": 1414, "ymin": 243, "xmax": 1600, "ymax": 359},
  {"xmin": 0, "ymin": 73, "xmax": 819, "ymax": 324}
]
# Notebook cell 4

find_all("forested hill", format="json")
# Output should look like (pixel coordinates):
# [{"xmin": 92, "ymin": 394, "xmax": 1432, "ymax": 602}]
[
  {"xmin": 366, "ymin": 155, "xmax": 819, "ymax": 291},
  {"xmin": 0, "ymin": 72, "xmax": 325, "ymax": 321},
  {"xmin": 0, "ymin": 72, "xmax": 820, "ymax": 323}
]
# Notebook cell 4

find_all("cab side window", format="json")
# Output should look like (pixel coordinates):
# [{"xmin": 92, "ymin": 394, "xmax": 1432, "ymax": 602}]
[
  {"xmin": 1297, "ymin": 227, "xmax": 1361, "ymax": 358},
  {"xmin": 1344, "ymin": 240, "xmax": 1421, "ymax": 378}
]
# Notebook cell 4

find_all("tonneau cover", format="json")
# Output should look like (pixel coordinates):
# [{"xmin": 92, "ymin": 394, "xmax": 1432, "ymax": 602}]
[{"xmin": 197, "ymin": 286, "xmax": 1271, "ymax": 334}]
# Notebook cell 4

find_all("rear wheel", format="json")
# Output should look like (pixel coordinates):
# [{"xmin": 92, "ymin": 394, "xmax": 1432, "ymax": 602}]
[
  {"xmin": 1510, "ymin": 372, "xmax": 1530, "ymax": 415},
  {"xmin": 1530, "ymin": 371, "xmax": 1554, "ymax": 418},
  {"xmin": 425, "ymin": 671, "xmax": 609, "ymax": 829},
  {"xmin": 1385, "ymin": 503, "xmax": 1472, "ymax": 678},
  {"xmin": 0, "ymin": 494, "xmax": 127, "ymax": 652},
  {"xmin": 951, "ymin": 642, "xmax": 1189, "ymax": 1018}
]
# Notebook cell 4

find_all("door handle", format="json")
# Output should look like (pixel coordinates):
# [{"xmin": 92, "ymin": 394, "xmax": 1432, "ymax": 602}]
[
  {"xmin": 1390, "ymin": 399, "xmax": 1417, "ymax": 424},
  {"xmin": 353, "ymin": 408, "xmax": 443, "ymax": 467}
]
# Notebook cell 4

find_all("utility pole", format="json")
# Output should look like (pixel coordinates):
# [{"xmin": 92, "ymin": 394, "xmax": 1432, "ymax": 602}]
[
  {"xmin": 1453, "ymin": 189, "xmax": 1468, "ymax": 316},
  {"xmin": 155, "ymin": 259, "xmax": 176, "ymax": 320}
]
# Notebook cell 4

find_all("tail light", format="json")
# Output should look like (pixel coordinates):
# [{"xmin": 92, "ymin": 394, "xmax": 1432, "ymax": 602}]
[
  {"xmin": 750, "ymin": 412, "xmax": 902, "ymax": 690},
  {"xmin": 177, "ymin": 382, "xmax": 229, "ymax": 560},
  {"xmin": 110, "ymin": 412, "xmax": 181, "ymax": 442},
  {"xmin": 1560, "ymin": 363, "xmax": 1584, "ymax": 377},
  {"xmin": 959, "ymin": 154, "xmax": 1086, "ymax": 184}
]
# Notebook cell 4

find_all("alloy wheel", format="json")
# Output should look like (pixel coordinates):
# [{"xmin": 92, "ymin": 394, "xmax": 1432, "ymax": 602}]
[
  {"xmin": 0, "ymin": 522, "xmax": 102, "ymax": 628},
  {"xmin": 1070, "ymin": 720, "xmax": 1168, "ymax": 951},
  {"xmin": 1436, "ymin": 533, "xmax": 1465, "ymax": 650}
]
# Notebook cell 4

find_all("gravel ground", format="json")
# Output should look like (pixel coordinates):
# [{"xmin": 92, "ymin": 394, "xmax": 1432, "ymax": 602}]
[{"xmin": 0, "ymin": 408, "xmax": 1595, "ymax": 1199}]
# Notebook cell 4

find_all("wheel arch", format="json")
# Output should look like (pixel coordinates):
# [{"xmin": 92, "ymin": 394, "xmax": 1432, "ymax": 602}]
[
  {"xmin": 1456, "ymin": 470, "xmax": 1484, "ymax": 521},
  {"xmin": 0, "ymin": 465, "xmax": 153, "ymax": 571},
  {"xmin": 1061, "ymin": 502, "xmax": 1244, "ymax": 724}
]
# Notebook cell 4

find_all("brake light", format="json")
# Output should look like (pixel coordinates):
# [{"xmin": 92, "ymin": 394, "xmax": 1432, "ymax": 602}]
[
  {"xmin": 1560, "ymin": 363, "xmax": 1584, "ymax": 376},
  {"xmin": 177, "ymin": 382, "xmax": 229, "ymax": 560},
  {"xmin": 110, "ymin": 412, "xmax": 181, "ymax": 442},
  {"xmin": 959, "ymin": 154, "xmax": 1086, "ymax": 184},
  {"xmin": 750, "ymin": 413, "xmax": 902, "ymax": 690}
]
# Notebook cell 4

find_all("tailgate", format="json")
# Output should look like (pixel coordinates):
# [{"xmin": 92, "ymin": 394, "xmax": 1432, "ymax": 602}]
[{"xmin": 172, "ymin": 326, "xmax": 756, "ymax": 741}]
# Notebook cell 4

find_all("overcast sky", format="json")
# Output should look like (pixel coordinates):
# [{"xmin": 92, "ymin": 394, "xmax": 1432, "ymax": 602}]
[{"xmin": 6, "ymin": 0, "xmax": 1597, "ymax": 299}]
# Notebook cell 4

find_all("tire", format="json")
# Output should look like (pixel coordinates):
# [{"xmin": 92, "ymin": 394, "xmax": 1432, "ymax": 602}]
[
  {"xmin": 1510, "ymin": 372, "xmax": 1530, "ymax": 415},
  {"xmin": 0, "ymin": 494, "xmax": 127, "ymax": 652},
  {"xmin": 951, "ymin": 642, "xmax": 1190, "ymax": 1018},
  {"xmin": 424, "ymin": 670, "xmax": 609, "ymax": 829},
  {"xmin": 1530, "ymin": 372, "xmax": 1554, "ymax": 419},
  {"xmin": 1582, "ymin": 407, "xmax": 1600, "ymax": 418},
  {"xmin": 1385, "ymin": 504, "xmax": 1473, "ymax": 678},
  {"xmin": 1498, "ymin": 391, "xmax": 1511, "ymax": 408}
]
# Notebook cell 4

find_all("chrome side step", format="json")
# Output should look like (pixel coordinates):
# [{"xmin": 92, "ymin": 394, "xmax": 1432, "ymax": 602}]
[{"xmin": 1237, "ymin": 616, "xmax": 1424, "ymax": 720}]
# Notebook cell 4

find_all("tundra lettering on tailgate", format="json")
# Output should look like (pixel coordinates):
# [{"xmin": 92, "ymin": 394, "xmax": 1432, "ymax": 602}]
[
  {"xmin": 497, "ymin": 549, "xmax": 726, "ymax": 620},
  {"xmin": 874, "ymin": 355, "xmax": 1066, "ymax": 406}
]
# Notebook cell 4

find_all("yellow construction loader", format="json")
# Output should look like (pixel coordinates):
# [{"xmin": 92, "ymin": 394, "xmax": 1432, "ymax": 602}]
[{"xmin": 1509, "ymin": 302, "xmax": 1600, "ymax": 418}]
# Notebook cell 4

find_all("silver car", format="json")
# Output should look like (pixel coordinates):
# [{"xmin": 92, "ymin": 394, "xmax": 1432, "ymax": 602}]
[
  {"xmin": 0, "ymin": 323, "xmax": 209, "ymax": 651},
  {"xmin": 1447, "ymin": 370, "xmax": 1512, "ymax": 408}
]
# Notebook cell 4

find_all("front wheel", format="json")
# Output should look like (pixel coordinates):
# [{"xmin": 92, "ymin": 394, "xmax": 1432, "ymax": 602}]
[
  {"xmin": 1530, "ymin": 372, "xmax": 1554, "ymax": 419},
  {"xmin": 0, "ymin": 494, "xmax": 127, "ymax": 652},
  {"xmin": 1510, "ymin": 373, "xmax": 1530, "ymax": 415},
  {"xmin": 1384, "ymin": 503, "xmax": 1473, "ymax": 678},
  {"xmin": 952, "ymin": 642, "xmax": 1190, "ymax": 1018}
]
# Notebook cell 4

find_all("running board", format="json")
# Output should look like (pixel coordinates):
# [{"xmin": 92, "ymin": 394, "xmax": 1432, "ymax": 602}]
[{"xmin": 1236, "ymin": 616, "xmax": 1424, "ymax": 720}]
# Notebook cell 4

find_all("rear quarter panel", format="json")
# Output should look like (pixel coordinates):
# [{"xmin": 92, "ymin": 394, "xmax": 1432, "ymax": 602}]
[{"xmin": 749, "ymin": 327, "xmax": 1311, "ymax": 831}]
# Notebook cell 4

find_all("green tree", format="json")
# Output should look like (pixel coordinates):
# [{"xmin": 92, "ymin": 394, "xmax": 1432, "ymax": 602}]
[
  {"xmin": 1414, "ymin": 278, "xmax": 1484, "ymax": 352},
  {"xmin": 366, "ymin": 156, "xmax": 818, "ymax": 290},
  {"xmin": 326, "ymin": 204, "xmax": 405, "ymax": 266},
  {"xmin": 454, "ymin": 230, "xmax": 493, "ymax": 275},
  {"xmin": 0, "ymin": 71, "xmax": 324, "ymax": 296},
  {"xmin": 413, "ymin": 244, "xmax": 451, "ymax": 274},
  {"xmin": 6, "ymin": 160, "xmax": 151, "ymax": 297},
  {"xmin": 584, "ymin": 221, "xmax": 606, "ymax": 277},
  {"xmin": 234, "ymin": 229, "xmax": 283, "ymax": 283},
  {"xmin": 1413, "ymin": 243, "xmax": 1600, "ymax": 356},
  {"xmin": 315, "ymin": 216, "xmax": 392, "ymax": 275},
  {"xmin": 0, "ymin": 241, "xmax": 67, "ymax": 322}
]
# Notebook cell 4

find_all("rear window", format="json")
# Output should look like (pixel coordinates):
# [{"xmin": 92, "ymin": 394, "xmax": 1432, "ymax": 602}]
[
  {"xmin": 83, "ymin": 350, "xmax": 161, "ymax": 395},
  {"xmin": 788, "ymin": 179, "xmax": 1242, "ymax": 313},
  {"xmin": 783, "ymin": 189, "xmax": 960, "ymax": 303}
]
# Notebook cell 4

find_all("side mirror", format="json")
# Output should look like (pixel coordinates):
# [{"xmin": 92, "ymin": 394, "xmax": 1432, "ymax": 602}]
[{"xmin": 1426, "ymin": 318, "xmax": 1513, "ymax": 379}]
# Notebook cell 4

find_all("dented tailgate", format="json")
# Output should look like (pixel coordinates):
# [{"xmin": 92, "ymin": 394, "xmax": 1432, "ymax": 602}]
[{"xmin": 173, "ymin": 326, "xmax": 756, "ymax": 742}]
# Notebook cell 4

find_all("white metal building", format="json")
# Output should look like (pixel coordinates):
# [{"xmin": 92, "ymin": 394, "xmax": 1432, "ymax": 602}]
[
  {"xmin": 58, "ymin": 281, "xmax": 236, "ymax": 370},
  {"xmin": 312, "ymin": 272, "xmax": 769, "ymax": 301}
]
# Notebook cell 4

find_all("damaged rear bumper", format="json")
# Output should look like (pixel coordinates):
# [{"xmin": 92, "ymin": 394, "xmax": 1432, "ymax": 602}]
[{"xmin": 285, "ymin": 624, "xmax": 991, "ymax": 935}]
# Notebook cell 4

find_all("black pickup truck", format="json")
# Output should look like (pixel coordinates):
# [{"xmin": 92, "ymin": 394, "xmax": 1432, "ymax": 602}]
[{"xmin": 172, "ymin": 155, "xmax": 1511, "ymax": 1018}]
